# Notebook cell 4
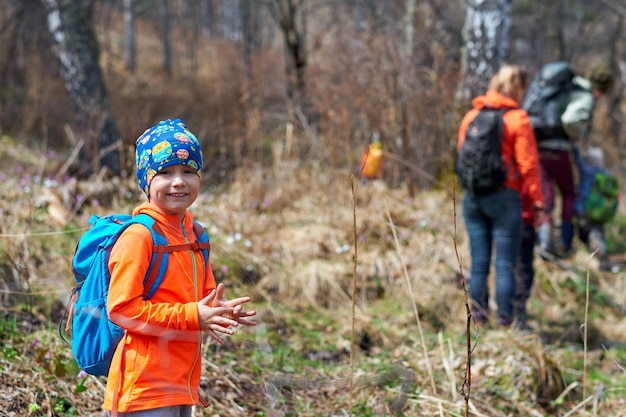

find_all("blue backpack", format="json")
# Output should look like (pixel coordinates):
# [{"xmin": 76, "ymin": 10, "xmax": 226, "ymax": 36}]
[{"xmin": 60, "ymin": 213, "xmax": 210, "ymax": 377}]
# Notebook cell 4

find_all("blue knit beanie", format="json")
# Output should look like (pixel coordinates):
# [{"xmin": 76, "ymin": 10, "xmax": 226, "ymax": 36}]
[{"xmin": 135, "ymin": 119, "xmax": 203, "ymax": 196}]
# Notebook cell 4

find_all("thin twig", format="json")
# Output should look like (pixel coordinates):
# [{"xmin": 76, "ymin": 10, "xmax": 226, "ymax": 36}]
[
  {"xmin": 56, "ymin": 125, "xmax": 84, "ymax": 180},
  {"xmin": 601, "ymin": 344, "xmax": 626, "ymax": 373},
  {"xmin": 0, "ymin": 227, "xmax": 89, "ymax": 238},
  {"xmin": 583, "ymin": 249, "xmax": 598, "ymax": 401},
  {"xmin": 553, "ymin": 381, "xmax": 579, "ymax": 405},
  {"xmin": 593, "ymin": 383, "xmax": 605, "ymax": 416},
  {"xmin": 438, "ymin": 331, "xmax": 457, "ymax": 401},
  {"xmin": 451, "ymin": 182, "xmax": 475, "ymax": 417},
  {"xmin": 383, "ymin": 199, "xmax": 437, "ymax": 394},
  {"xmin": 383, "ymin": 152, "xmax": 441, "ymax": 188},
  {"xmin": 561, "ymin": 394, "xmax": 596, "ymax": 417},
  {"xmin": 407, "ymin": 393, "xmax": 493, "ymax": 417},
  {"xmin": 349, "ymin": 174, "xmax": 358, "ymax": 417}
]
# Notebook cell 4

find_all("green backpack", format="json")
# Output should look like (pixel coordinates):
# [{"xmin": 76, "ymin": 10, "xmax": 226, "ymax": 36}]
[{"xmin": 585, "ymin": 171, "xmax": 619, "ymax": 223}]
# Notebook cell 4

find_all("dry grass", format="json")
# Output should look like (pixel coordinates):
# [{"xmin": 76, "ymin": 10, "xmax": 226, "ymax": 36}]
[{"xmin": 1, "ymin": 137, "xmax": 626, "ymax": 416}]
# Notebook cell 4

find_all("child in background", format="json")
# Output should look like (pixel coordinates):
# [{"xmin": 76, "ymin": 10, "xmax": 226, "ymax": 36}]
[{"xmin": 102, "ymin": 119, "xmax": 256, "ymax": 416}]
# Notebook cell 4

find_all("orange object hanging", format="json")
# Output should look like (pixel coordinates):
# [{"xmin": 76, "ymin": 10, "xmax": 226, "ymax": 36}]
[{"xmin": 360, "ymin": 142, "xmax": 384, "ymax": 179}]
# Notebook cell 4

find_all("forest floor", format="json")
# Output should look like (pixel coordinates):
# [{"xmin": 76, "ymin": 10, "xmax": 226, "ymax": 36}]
[{"xmin": 1, "ymin": 135, "xmax": 626, "ymax": 416}]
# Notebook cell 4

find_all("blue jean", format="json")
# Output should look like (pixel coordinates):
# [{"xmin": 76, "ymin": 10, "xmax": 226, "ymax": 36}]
[{"xmin": 463, "ymin": 187, "xmax": 522, "ymax": 319}]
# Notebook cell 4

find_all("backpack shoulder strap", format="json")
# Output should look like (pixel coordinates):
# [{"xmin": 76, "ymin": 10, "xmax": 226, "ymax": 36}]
[
  {"xmin": 192, "ymin": 220, "xmax": 211, "ymax": 269},
  {"xmin": 479, "ymin": 106, "xmax": 511, "ymax": 115},
  {"xmin": 126, "ymin": 213, "xmax": 169, "ymax": 300},
  {"xmin": 127, "ymin": 215, "xmax": 212, "ymax": 298},
  {"xmin": 476, "ymin": 107, "xmax": 511, "ymax": 135}
]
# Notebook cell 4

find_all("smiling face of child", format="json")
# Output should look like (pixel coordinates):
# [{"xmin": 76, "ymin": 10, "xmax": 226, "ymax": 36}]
[{"xmin": 148, "ymin": 164, "xmax": 200, "ymax": 219}]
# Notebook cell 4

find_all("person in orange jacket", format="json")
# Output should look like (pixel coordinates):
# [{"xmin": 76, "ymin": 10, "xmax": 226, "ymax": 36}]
[
  {"xmin": 457, "ymin": 65, "xmax": 544, "ymax": 327},
  {"xmin": 102, "ymin": 119, "xmax": 256, "ymax": 416}
]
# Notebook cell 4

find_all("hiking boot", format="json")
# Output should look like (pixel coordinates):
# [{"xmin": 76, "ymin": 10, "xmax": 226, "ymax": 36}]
[
  {"xmin": 556, "ymin": 246, "xmax": 574, "ymax": 259},
  {"xmin": 537, "ymin": 247, "xmax": 550, "ymax": 260},
  {"xmin": 514, "ymin": 313, "xmax": 533, "ymax": 331},
  {"xmin": 513, "ymin": 305, "xmax": 532, "ymax": 331},
  {"xmin": 515, "ymin": 319, "xmax": 533, "ymax": 331},
  {"xmin": 588, "ymin": 228, "xmax": 607, "ymax": 259},
  {"xmin": 537, "ymin": 244, "xmax": 559, "ymax": 261},
  {"xmin": 546, "ymin": 237, "xmax": 573, "ymax": 259},
  {"xmin": 599, "ymin": 260, "xmax": 612, "ymax": 272},
  {"xmin": 473, "ymin": 310, "xmax": 488, "ymax": 327},
  {"xmin": 496, "ymin": 315, "xmax": 512, "ymax": 328},
  {"xmin": 561, "ymin": 222, "xmax": 574, "ymax": 254}
]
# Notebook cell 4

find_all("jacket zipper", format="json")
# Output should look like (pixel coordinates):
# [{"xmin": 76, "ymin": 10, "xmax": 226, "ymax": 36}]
[{"xmin": 181, "ymin": 219, "xmax": 202, "ymax": 405}]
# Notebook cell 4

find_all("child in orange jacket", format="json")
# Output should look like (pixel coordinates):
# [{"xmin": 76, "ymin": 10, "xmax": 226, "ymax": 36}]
[{"xmin": 102, "ymin": 119, "xmax": 256, "ymax": 416}]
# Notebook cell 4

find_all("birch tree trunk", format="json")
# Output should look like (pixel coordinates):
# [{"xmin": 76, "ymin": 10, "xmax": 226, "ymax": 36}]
[
  {"xmin": 460, "ymin": 0, "xmax": 512, "ymax": 102},
  {"xmin": 200, "ymin": 0, "xmax": 214, "ymax": 38},
  {"xmin": 354, "ymin": 0, "xmax": 364, "ymax": 32},
  {"xmin": 123, "ymin": 0, "xmax": 136, "ymax": 73},
  {"xmin": 399, "ymin": 0, "xmax": 416, "ymax": 194},
  {"xmin": 41, "ymin": 0, "xmax": 121, "ymax": 177}
]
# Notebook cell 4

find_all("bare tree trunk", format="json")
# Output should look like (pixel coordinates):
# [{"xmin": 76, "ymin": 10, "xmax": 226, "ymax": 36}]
[
  {"xmin": 460, "ymin": 0, "xmax": 512, "ymax": 103},
  {"xmin": 159, "ymin": 0, "xmax": 172, "ymax": 74},
  {"xmin": 354, "ymin": 0, "xmax": 364, "ymax": 32},
  {"xmin": 403, "ymin": 0, "xmax": 415, "ymax": 55},
  {"xmin": 241, "ymin": 0, "xmax": 254, "ymax": 79},
  {"xmin": 221, "ymin": 0, "xmax": 242, "ymax": 40},
  {"xmin": 123, "ymin": 0, "xmax": 136, "ymax": 73},
  {"xmin": 556, "ymin": 0, "xmax": 566, "ymax": 60},
  {"xmin": 182, "ymin": 0, "xmax": 199, "ymax": 78},
  {"xmin": 41, "ymin": 0, "xmax": 121, "ymax": 177},
  {"xmin": 608, "ymin": 14, "xmax": 624, "ymax": 150},
  {"xmin": 266, "ymin": 0, "xmax": 311, "ymax": 160},
  {"xmin": 200, "ymin": 0, "xmax": 214, "ymax": 38}
]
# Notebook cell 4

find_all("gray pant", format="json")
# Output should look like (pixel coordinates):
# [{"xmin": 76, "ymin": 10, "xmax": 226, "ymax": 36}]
[{"xmin": 117, "ymin": 405, "xmax": 193, "ymax": 417}]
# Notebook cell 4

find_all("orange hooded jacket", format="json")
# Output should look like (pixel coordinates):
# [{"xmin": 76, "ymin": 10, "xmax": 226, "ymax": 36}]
[
  {"xmin": 457, "ymin": 89, "xmax": 544, "ymax": 209},
  {"xmin": 102, "ymin": 203, "xmax": 215, "ymax": 412}
]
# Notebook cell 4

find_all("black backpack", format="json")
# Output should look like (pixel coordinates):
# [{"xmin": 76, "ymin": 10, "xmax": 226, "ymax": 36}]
[
  {"xmin": 522, "ymin": 61, "xmax": 578, "ymax": 141},
  {"xmin": 455, "ymin": 108, "xmax": 510, "ymax": 196}
]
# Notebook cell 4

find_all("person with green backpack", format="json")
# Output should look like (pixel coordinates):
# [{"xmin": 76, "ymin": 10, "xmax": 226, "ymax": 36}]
[
  {"xmin": 572, "ymin": 144, "xmax": 619, "ymax": 270},
  {"xmin": 522, "ymin": 62, "xmax": 614, "ymax": 258}
]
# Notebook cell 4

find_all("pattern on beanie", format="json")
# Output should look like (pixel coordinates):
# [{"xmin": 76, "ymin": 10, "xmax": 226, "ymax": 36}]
[{"xmin": 135, "ymin": 119, "xmax": 203, "ymax": 196}]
